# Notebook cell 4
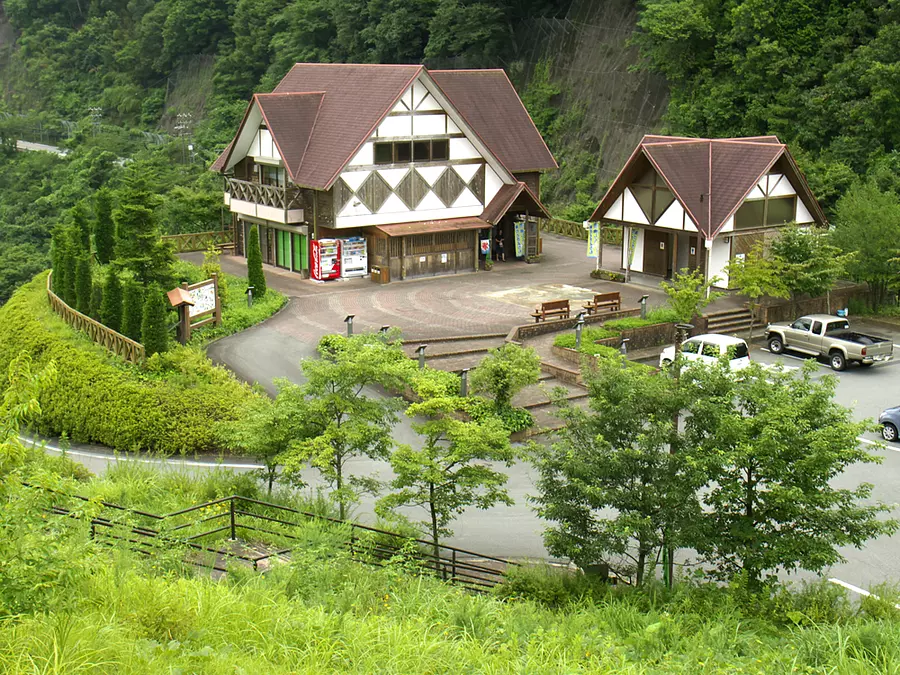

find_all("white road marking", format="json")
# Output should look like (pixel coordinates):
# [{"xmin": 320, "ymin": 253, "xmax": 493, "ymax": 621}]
[
  {"xmin": 19, "ymin": 436, "xmax": 262, "ymax": 470},
  {"xmin": 758, "ymin": 348, "xmax": 829, "ymax": 368},
  {"xmin": 829, "ymin": 578, "xmax": 900, "ymax": 609},
  {"xmin": 857, "ymin": 436, "xmax": 900, "ymax": 453}
]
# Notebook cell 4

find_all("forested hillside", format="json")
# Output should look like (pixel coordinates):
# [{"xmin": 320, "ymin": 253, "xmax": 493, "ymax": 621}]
[{"xmin": 0, "ymin": 0, "xmax": 898, "ymax": 302}]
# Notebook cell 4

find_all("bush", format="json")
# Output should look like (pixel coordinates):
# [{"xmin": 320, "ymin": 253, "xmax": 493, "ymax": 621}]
[
  {"xmin": 590, "ymin": 269, "xmax": 625, "ymax": 281},
  {"xmin": 604, "ymin": 308, "xmax": 678, "ymax": 331},
  {"xmin": 553, "ymin": 327, "xmax": 619, "ymax": 350},
  {"xmin": 141, "ymin": 286, "xmax": 169, "ymax": 356},
  {"xmin": 494, "ymin": 563, "xmax": 605, "ymax": 608},
  {"xmin": 464, "ymin": 397, "xmax": 534, "ymax": 433},
  {"xmin": 411, "ymin": 367, "xmax": 460, "ymax": 399},
  {"xmin": 0, "ymin": 273, "xmax": 262, "ymax": 454}
]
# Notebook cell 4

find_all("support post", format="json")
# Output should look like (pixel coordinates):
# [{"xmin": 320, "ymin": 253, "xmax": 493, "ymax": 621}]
[
  {"xmin": 460, "ymin": 368, "xmax": 469, "ymax": 397},
  {"xmin": 229, "ymin": 498, "xmax": 236, "ymax": 540},
  {"xmin": 212, "ymin": 273, "xmax": 222, "ymax": 326},
  {"xmin": 575, "ymin": 312, "xmax": 585, "ymax": 350},
  {"xmin": 640, "ymin": 294, "xmax": 649, "ymax": 320},
  {"xmin": 416, "ymin": 345, "xmax": 427, "ymax": 370},
  {"xmin": 180, "ymin": 282, "xmax": 192, "ymax": 344},
  {"xmin": 666, "ymin": 322, "xmax": 694, "ymax": 588}
]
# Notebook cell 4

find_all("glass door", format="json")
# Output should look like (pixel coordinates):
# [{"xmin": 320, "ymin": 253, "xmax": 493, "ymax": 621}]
[{"xmin": 291, "ymin": 233, "xmax": 307, "ymax": 272}]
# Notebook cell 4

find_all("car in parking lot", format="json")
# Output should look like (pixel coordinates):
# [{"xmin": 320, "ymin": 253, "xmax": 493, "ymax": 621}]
[
  {"xmin": 879, "ymin": 406, "xmax": 900, "ymax": 442},
  {"xmin": 765, "ymin": 314, "xmax": 893, "ymax": 371},
  {"xmin": 659, "ymin": 334, "xmax": 751, "ymax": 372}
]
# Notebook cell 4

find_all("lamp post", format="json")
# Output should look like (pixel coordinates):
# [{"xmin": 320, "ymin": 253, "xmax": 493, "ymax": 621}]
[
  {"xmin": 416, "ymin": 345, "xmax": 427, "ymax": 370},
  {"xmin": 460, "ymin": 368, "xmax": 469, "ymax": 397},
  {"xmin": 575, "ymin": 312, "xmax": 586, "ymax": 350},
  {"xmin": 640, "ymin": 294, "xmax": 649, "ymax": 320},
  {"xmin": 245, "ymin": 286, "xmax": 254, "ymax": 308},
  {"xmin": 344, "ymin": 314, "xmax": 355, "ymax": 337},
  {"xmin": 379, "ymin": 325, "xmax": 390, "ymax": 334}
]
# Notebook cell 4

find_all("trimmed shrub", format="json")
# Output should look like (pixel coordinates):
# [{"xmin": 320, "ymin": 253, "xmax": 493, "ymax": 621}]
[
  {"xmin": 0, "ymin": 273, "xmax": 262, "ymax": 455},
  {"xmin": 75, "ymin": 256, "xmax": 92, "ymax": 314},
  {"xmin": 604, "ymin": 307, "xmax": 679, "ymax": 331},
  {"xmin": 121, "ymin": 279, "xmax": 144, "ymax": 341},
  {"xmin": 100, "ymin": 268, "xmax": 123, "ymax": 332},
  {"xmin": 246, "ymin": 224, "xmax": 267, "ymax": 299},
  {"xmin": 141, "ymin": 286, "xmax": 170, "ymax": 356},
  {"xmin": 61, "ymin": 245, "xmax": 77, "ymax": 306},
  {"xmin": 553, "ymin": 327, "xmax": 619, "ymax": 350},
  {"xmin": 89, "ymin": 281, "xmax": 103, "ymax": 321}
]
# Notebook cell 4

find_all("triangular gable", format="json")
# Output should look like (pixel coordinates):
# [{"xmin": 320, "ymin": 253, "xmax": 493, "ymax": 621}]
[
  {"xmin": 642, "ymin": 140, "xmax": 711, "ymax": 234},
  {"xmin": 256, "ymin": 92, "xmax": 324, "ymax": 180},
  {"xmin": 708, "ymin": 141, "xmax": 784, "ymax": 237}
]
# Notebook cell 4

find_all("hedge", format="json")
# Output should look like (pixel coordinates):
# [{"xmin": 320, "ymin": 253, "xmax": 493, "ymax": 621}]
[{"xmin": 0, "ymin": 272, "xmax": 263, "ymax": 455}]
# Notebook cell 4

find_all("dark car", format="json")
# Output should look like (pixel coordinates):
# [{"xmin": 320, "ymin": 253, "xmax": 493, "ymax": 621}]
[{"xmin": 879, "ymin": 406, "xmax": 900, "ymax": 442}]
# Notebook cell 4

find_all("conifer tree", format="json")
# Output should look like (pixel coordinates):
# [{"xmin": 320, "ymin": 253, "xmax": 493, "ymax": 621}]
[
  {"xmin": 93, "ymin": 188, "xmax": 115, "ymax": 264},
  {"xmin": 246, "ymin": 225, "xmax": 267, "ymax": 299},
  {"xmin": 141, "ymin": 286, "xmax": 169, "ymax": 356},
  {"xmin": 62, "ymin": 245, "xmax": 77, "ymax": 307},
  {"xmin": 90, "ymin": 282, "xmax": 103, "ymax": 321},
  {"xmin": 100, "ymin": 268, "xmax": 123, "ymax": 332},
  {"xmin": 49, "ymin": 228, "xmax": 66, "ymax": 294},
  {"xmin": 112, "ymin": 176, "xmax": 174, "ymax": 288},
  {"xmin": 121, "ymin": 280, "xmax": 144, "ymax": 341},
  {"xmin": 75, "ymin": 256, "xmax": 92, "ymax": 314},
  {"xmin": 69, "ymin": 201, "xmax": 92, "ymax": 254}
]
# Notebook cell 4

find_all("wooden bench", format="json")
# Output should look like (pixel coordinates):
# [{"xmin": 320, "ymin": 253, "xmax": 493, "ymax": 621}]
[
  {"xmin": 583, "ymin": 292, "xmax": 621, "ymax": 315},
  {"xmin": 531, "ymin": 299, "xmax": 571, "ymax": 323}
]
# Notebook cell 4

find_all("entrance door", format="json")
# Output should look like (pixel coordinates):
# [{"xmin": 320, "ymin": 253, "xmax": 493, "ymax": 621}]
[
  {"xmin": 291, "ymin": 233, "xmax": 307, "ymax": 273},
  {"xmin": 643, "ymin": 230, "xmax": 668, "ymax": 276},
  {"xmin": 275, "ymin": 230, "xmax": 291, "ymax": 269}
]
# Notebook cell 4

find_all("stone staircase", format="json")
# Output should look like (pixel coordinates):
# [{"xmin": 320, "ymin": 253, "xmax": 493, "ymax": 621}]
[
  {"xmin": 401, "ymin": 334, "xmax": 507, "ymax": 372},
  {"xmin": 704, "ymin": 307, "xmax": 755, "ymax": 336}
]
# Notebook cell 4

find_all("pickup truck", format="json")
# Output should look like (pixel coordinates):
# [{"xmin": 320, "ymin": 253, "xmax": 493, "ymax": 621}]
[{"xmin": 766, "ymin": 314, "xmax": 893, "ymax": 371}]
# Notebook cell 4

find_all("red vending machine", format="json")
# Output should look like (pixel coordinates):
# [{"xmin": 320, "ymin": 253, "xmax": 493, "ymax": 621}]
[{"xmin": 310, "ymin": 238, "xmax": 341, "ymax": 281}]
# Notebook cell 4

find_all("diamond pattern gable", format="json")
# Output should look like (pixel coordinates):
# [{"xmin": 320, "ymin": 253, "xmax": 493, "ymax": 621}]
[
  {"xmin": 433, "ymin": 167, "xmax": 466, "ymax": 207},
  {"xmin": 396, "ymin": 169, "xmax": 430, "ymax": 209},
  {"xmin": 358, "ymin": 172, "xmax": 391, "ymax": 212}
]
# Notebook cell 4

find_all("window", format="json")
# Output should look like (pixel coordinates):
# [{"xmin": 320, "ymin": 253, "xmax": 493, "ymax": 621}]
[
  {"xmin": 681, "ymin": 340, "xmax": 700, "ymax": 354},
  {"xmin": 791, "ymin": 318, "xmax": 812, "ymax": 331},
  {"xmin": 826, "ymin": 320, "xmax": 849, "ymax": 333},
  {"xmin": 766, "ymin": 197, "xmax": 796, "ymax": 225},
  {"xmin": 727, "ymin": 343, "xmax": 749, "ymax": 360},
  {"xmin": 701, "ymin": 343, "xmax": 720, "ymax": 358},
  {"xmin": 812, "ymin": 321, "xmax": 823, "ymax": 335},
  {"xmin": 735, "ymin": 200, "xmax": 765, "ymax": 229},
  {"xmin": 259, "ymin": 164, "xmax": 284, "ymax": 187},
  {"xmin": 373, "ymin": 139, "xmax": 451, "ymax": 165}
]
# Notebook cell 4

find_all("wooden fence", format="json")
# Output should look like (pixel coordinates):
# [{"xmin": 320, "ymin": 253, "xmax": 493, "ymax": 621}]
[
  {"xmin": 162, "ymin": 230, "xmax": 234, "ymax": 253},
  {"xmin": 542, "ymin": 218, "xmax": 622, "ymax": 245},
  {"xmin": 47, "ymin": 272, "xmax": 146, "ymax": 365}
]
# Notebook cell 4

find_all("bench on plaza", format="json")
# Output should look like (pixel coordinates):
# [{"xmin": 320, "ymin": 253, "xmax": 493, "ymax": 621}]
[
  {"xmin": 583, "ymin": 292, "xmax": 621, "ymax": 315},
  {"xmin": 531, "ymin": 299, "xmax": 571, "ymax": 323}
]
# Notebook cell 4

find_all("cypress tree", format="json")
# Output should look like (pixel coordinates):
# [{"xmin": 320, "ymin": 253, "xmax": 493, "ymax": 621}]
[
  {"xmin": 90, "ymin": 282, "xmax": 104, "ymax": 321},
  {"xmin": 62, "ymin": 245, "xmax": 78, "ymax": 306},
  {"xmin": 121, "ymin": 280, "xmax": 144, "ymax": 341},
  {"xmin": 50, "ymin": 228, "xmax": 65, "ymax": 294},
  {"xmin": 94, "ymin": 188, "xmax": 115, "ymax": 264},
  {"xmin": 100, "ymin": 268, "xmax": 123, "ymax": 332},
  {"xmin": 246, "ymin": 224, "xmax": 267, "ymax": 299},
  {"xmin": 75, "ymin": 256, "xmax": 93, "ymax": 314},
  {"xmin": 141, "ymin": 286, "xmax": 169, "ymax": 356},
  {"xmin": 70, "ymin": 201, "xmax": 92, "ymax": 254}
]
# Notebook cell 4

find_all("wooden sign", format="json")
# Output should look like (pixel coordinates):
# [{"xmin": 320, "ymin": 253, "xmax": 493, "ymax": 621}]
[{"xmin": 168, "ymin": 274, "xmax": 222, "ymax": 344}]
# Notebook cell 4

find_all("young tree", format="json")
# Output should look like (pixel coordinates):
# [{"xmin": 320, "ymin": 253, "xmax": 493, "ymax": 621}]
[
  {"xmin": 93, "ymin": 187, "xmax": 115, "ymax": 265},
  {"xmin": 68, "ymin": 201, "xmax": 92, "ymax": 254},
  {"xmin": 246, "ymin": 224, "xmax": 267, "ymax": 299},
  {"xmin": 121, "ymin": 280, "xmax": 144, "ymax": 342},
  {"xmin": 770, "ymin": 225, "xmax": 851, "ymax": 313},
  {"xmin": 280, "ymin": 333, "xmax": 409, "ymax": 519},
  {"xmin": 725, "ymin": 242, "xmax": 789, "ymax": 341},
  {"xmin": 61, "ymin": 243, "xmax": 78, "ymax": 307},
  {"xmin": 141, "ymin": 286, "xmax": 170, "ymax": 356},
  {"xmin": 469, "ymin": 343, "xmax": 540, "ymax": 412},
  {"xmin": 89, "ymin": 281, "xmax": 103, "ymax": 321},
  {"xmin": 378, "ymin": 395, "xmax": 515, "ymax": 563},
  {"xmin": 1, "ymin": 354, "xmax": 57, "ymax": 474},
  {"xmin": 660, "ymin": 268, "xmax": 723, "ymax": 323},
  {"xmin": 682, "ymin": 360, "xmax": 897, "ymax": 590},
  {"xmin": 113, "ymin": 201, "xmax": 174, "ymax": 288},
  {"xmin": 100, "ymin": 267, "xmax": 123, "ymax": 332},
  {"xmin": 219, "ymin": 383, "xmax": 313, "ymax": 495},
  {"xmin": 533, "ymin": 358, "xmax": 697, "ymax": 586},
  {"xmin": 74, "ymin": 255, "xmax": 92, "ymax": 314},
  {"xmin": 832, "ymin": 181, "xmax": 900, "ymax": 309}
]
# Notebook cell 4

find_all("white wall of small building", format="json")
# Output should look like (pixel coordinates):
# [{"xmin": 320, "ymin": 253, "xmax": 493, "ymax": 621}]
[
  {"xmin": 622, "ymin": 226, "xmax": 645, "ymax": 272},
  {"xmin": 708, "ymin": 237, "xmax": 730, "ymax": 288}
]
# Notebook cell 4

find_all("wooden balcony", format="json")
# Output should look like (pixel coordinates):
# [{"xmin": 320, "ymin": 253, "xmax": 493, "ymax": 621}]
[{"xmin": 224, "ymin": 177, "xmax": 305, "ymax": 224}]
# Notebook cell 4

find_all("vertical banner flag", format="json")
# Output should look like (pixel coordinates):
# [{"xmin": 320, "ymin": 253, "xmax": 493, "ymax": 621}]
[
  {"xmin": 480, "ymin": 239, "xmax": 491, "ymax": 256},
  {"xmin": 514, "ymin": 221, "xmax": 526, "ymax": 257},
  {"xmin": 587, "ymin": 222, "xmax": 600, "ymax": 258},
  {"xmin": 628, "ymin": 227, "xmax": 639, "ymax": 267}
]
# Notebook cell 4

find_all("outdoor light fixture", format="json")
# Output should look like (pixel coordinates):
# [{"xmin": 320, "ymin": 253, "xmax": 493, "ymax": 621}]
[
  {"xmin": 379, "ymin": 325, "xmax": 390, "ymax": 334},
  {"xmin": 575, "ymin": 312, "xmax": 586, "ymax": 350},
  {"xmin": 640, "ymin": 294, "xmax": 649, "ymax": 320},
  {"xmin": 245, "ymin": 285, "xmax": 254, "ymax": 308},
  {"xmin": 344, "ymin": 314, "xmax": 355, "ymax": 337},
  {"xmin": 416, "ymin": 345, "xmax": 427, "ymax": 370},
  {"xmin": 619, "ymin": 337, "xmax": 630, "ymax": 357},
  {"xmin": 461, "ymin": 368, "xmax": 470, "ymax": 397}
]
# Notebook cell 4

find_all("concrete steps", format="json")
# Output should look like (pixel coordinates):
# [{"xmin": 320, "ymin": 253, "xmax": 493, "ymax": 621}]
[
  {"xmin": 705, "ymin": 308, "xmax": 754, "ymax": 336},
  {"xmin": 401, "ymin": 334, "xmax": 507, "ymax": 372}
]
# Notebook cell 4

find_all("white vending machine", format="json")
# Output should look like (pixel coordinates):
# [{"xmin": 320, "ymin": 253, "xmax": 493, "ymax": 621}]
[{"xmin": 340, "ymin": 237, "xmax": 368, "ymax": 279}]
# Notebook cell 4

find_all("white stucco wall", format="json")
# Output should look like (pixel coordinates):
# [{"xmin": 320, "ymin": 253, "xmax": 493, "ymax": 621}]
[
  {"xmin": 622, "ymin": 226, "xmax": 645, "ymax": 273},
  {"xmin": 709, "ymin": 237, "xmax": 730, "ymax": 288}
]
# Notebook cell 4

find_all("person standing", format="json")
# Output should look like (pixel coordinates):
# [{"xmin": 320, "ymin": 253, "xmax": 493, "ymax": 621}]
[{"xmin": 495, "ymin": 232, "xmax": 506, "ymax": 262}]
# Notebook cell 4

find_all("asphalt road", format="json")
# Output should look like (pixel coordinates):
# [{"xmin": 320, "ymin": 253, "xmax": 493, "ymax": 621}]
[{"xmin": 36, "ymin": 315, "xmax": 900, "ymax": 590}]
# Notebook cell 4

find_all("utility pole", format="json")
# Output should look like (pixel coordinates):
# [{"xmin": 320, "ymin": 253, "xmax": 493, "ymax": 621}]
[
  {"xmin": 175, "ymin": 112, "xmax": 193, "ymax": 164},
  {"xmin": 87, "ymin": 107, "xmax": 102, "ymax": 137}
]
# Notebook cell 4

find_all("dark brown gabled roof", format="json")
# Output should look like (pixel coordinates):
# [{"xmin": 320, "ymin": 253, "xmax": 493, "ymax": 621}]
[
  {"xmin": 480, "ymin": 181, "xmax": 551, "ymax": 224},
  {"xmin": 590, "ymin": 135, "xmax": 826, "ymax": 238},
  {"xmin": 430, "ymin": 70, "xmax": 558, "ymax": 173},
  {"xmin": 256, "ymin": 92, "xmax": 324, "ymax": 180}
]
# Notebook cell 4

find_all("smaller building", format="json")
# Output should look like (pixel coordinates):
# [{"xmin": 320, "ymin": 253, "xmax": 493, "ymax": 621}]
[
  {"xmin": 211, "ymin": 63, "xmax": 557, "ymax": 282},
  {"xmin": 590, "ymin": 135, "xmax": 827, "ymax": 288}
]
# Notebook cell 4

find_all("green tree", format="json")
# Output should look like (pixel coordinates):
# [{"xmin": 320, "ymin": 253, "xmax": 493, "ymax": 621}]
[
  {"xmin": 68, "ymin": 201, "xmax": 92, "ymax": 254},
  {"xmin": 93, "ymin": 187, "xmax": 115, "ymax": 265},
  {"xmin": 89, "ymin": 281, "xmax": 103, "ymax": 321},
  {"xmin": 100, "ymin": 267, "xmax": 123, "ymax": 332},
  {"xmin": 378, "ymin": 394, "xmax": 515, "ymax": 563},
  {"xmin": 1, "ymin": 353, "xmax": 57, "ymax": 475},
  {"xmin": 770, "ymin": 225, "xmax": 851, "ymax": 313},
  {"xmin": 61, "ymin": 243, "xmax": 78, "ymax": 307},
  {"xmin": 832, "ymin": 181, "xmax": 900, "ymax": 309},
  {"xmin": 725, "ymin": 242, "xmax": 789, "ymax": 342},
  {"xmin": 469, "ymin": 343, "xmax": 540, "ymax": 412},
  {"xmin": 121, "ymin": 279, "xmax": 144, "ymax": 341},
  {"xmin": 113, "ymin": 200, "xmax": 174, "ymax": 288},
  {"xmin": 246, "ymin": 224, "xmax": 267, "ymax": 299},
  {"xmin": 280, "ymin": 333, "xmax": 409, "ymax": 519},
  {"xmin": 683, "ymin": 360, "xmax": 897, "ymax": 590},
  {"xmin": 660, "ymin": 268, "xmax": 723, "ymax": 324},
  {"xmin": 74, "ymin": 255, "xmax": 92, "ymax": 314},
  {"xmin": 533, "ymin": 357, "xmax": 696, "ymax": 586},
  {"xmin": 201, "ymin": 244, "xmax": 227, "ymax": 306},
  {"xmin": 140, "ymin": 285, "xmax": 169, "ymax": 355}
]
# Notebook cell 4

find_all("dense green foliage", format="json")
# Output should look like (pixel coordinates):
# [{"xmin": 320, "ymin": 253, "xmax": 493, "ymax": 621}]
[
  {"xmin": 0, "ymin": 273, "xmax": 262, "ymax": 454},
  {"xmin": 121, "ymin": 279, "xmax": 144, "ymax": 341},
  {"xmin": 140, "ymin": 286, "xmax": 170, "ymax": 356},
  {"xmin": 100, "ymin": 265, "xmax": 123, "ymax": 331},
  {"xmin": 246, "ymin": 224, "xmax": 267, "ymax": 300}
]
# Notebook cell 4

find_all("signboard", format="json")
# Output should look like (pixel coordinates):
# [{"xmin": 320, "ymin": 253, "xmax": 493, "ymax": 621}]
[
  {"xmin": 188, "ymin": 280, "xmax": 216, "ymax": 318},
  {"xmin": 441, "ymin": 253, "xmax": 448, "ymax": 263},
  {"xmin": 586, "ymin": 222, "xmax": 600, "ymax": 258},
  {"xmin": 480, "ymin": 239, "xmax": 491, "ymax": 255},
  {"xmin": 514, "ymin": 221, "xmax": 526, "ymax": 258}
]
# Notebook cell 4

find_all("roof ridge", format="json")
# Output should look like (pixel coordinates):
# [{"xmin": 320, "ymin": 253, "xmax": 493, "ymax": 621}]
[{"xmin": 256, "ymin": 91, "xmax": 327, "ymax": 97}]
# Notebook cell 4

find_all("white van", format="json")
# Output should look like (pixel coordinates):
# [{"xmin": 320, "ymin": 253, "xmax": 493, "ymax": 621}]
[{"xmin": 659, "ymin": 334, "xmax": 751, "ymax": 372}]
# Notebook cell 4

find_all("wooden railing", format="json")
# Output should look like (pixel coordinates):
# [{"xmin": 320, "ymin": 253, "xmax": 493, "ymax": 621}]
[
  {"xmin": 47, "ymin": 272, "xmax": 146, "ymax": 365},
  {"xmin": 161, "ymin": 230, "xmax": 234, "ymax": 253},
  {"xmin": 225, "ymin": 177, "xmax": 304, "ymax": 210},
  {"xmin": 542, "ymin": 218, "xmax": 622, "ymax": 245}
]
